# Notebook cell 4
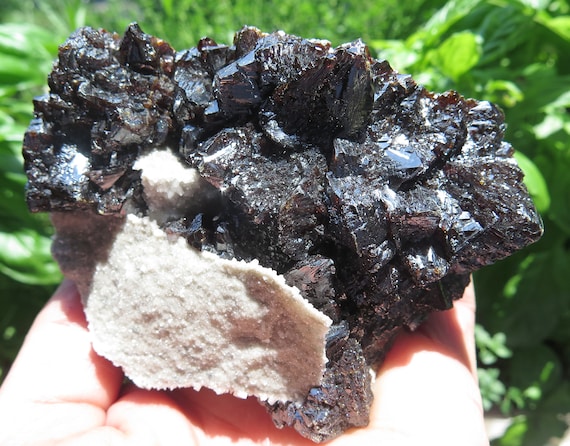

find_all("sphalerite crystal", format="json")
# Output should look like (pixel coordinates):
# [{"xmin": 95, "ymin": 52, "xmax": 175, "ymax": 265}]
[{"xmin": 22, "ymin": 24, "xmax": 543, "ymax": 442}]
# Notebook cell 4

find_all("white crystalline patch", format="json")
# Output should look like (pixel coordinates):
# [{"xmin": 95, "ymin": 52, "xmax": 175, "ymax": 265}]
[
  {"xmin": 133, "ymin": 148, "xmax": 202, "ymax": 223},
  {"xmin": 85, "ymin": 214, "xmax": 332, "ymax": 403}
]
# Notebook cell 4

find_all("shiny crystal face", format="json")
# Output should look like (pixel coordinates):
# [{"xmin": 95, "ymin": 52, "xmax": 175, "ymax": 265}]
[{"xmin": 23, "ymin": 24, "xmax": 543, "ymax": 442}]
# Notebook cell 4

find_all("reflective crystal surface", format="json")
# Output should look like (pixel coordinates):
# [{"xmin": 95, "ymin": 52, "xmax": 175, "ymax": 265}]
[{"xmin": 23, "ymin": 24, "xmax": 543, "ymax": 442}]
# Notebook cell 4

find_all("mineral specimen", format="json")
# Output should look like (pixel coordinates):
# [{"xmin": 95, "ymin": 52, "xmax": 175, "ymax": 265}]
[{"xmin": 23, "ymin": 23, "xmax": 543, "ymax": 442}]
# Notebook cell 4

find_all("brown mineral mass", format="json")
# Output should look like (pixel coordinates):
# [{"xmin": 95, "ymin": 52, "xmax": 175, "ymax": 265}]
[{"xmin": 23, "ymin": 24, "xmax": 543, "ymax": 442}]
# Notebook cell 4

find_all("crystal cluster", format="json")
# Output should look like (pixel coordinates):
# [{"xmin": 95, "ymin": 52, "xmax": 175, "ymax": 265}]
[{"xmin": 23, "ymin": 24, "xmax": 543, "ymax": 442}]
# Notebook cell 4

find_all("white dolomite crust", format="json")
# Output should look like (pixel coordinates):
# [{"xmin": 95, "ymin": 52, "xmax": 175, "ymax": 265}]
[
  {"xmin": 85, "ymin": 214, "xmax": 331, "ymax": 403},
  {"xmin": 133, "ymin": 148, "xmax": 203, "ymax": 224},
  {"xmin": 50, "ymin": 147, "xmax": 332, "ymax": 403}
]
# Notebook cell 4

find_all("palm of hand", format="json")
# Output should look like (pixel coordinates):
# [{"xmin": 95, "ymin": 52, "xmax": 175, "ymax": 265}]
[{"xmin": 0, "ymin": 280, "xmax": 488, "ymax": 445}]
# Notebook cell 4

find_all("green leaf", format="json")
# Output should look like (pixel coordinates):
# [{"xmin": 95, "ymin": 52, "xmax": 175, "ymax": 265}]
[
  {"xmin": 0, "ymin": 172, "xmax": 33, "ymax": 229},
  {"xmin": 494, "ymin": 415, "xmax": 528, "ymax": 446},
  {"xmin": 0, "ymin": 23, "xmax": 55, "ymax": 59},
  {"xmin": 513, "ymin": 151, "xmax": 551, "ymax": 213},
  {"xmin": 478, "ymin": 367, "xmax": 507, "ymax": 411},
  {"xmin": 476, "ymin": 324, "xmax": 512, "ymax": 365},
  {"xmin": 536, "ymin": 148, "xmax": 570, "ymax": 234},
  {"xmin": 475, "ymin": 239, "xmax": 570, "ymax": 351},
  {"xmin": 375, "ymin": 39, "xmax": 419, "ymax": 72},
  {"xmin": 538, "ymin": 15, "xmax": 570, "ymax": 41},
  {"xmin": 0, "ymin": 274, "xmax": 53, "ymax": 384},
  {"xmin": 504, "ymin": 250, "xmax": 567, "ymax": 346},
  {"xmin": 484, "ymin": 79, "xmax": 524, "ymax": 108},
  {"xmin": 161, "ymin": 0, "xmax": 174, "ymax": 17},
  {"xmin": 549, "ymin": 307, "xmax": 570, "ymax": 344},
  {"xmin": 0, "ymin": 53, "xmax": 47, "ymax": 84},
  {"xmin": 431, "ymin": 31, "xmax": 482, "ymax": 82},
  {"xmin": 518, "ymin": 382, "xmax": 570, "ymax": 446},
  {"xmin": 0, "ymin": 229, "xmax": 61, "ymax": 285},
  {"xmin": 513, "ymin": 65, "xmax": 570, "ymax": 118},
  {"xmin": 533, "ymin": 112, "xmax": 566, "ymax": 139},
  {"xmin": 420, "ymin": 0, "xmax": 482, "ymax": 47},
  {"xmin": 476, "ymin": 3, "xmax": 534, "ymax": 67},
  {"xmin": 502, "ymin": 387, "xmax": 526, "ymax": 413},
  {"xmin": 518, "ymin": 0, "xmax": 551, "ymax": 10},
  {"xmin": 508, "ymin": 345, "xmax": 563, "ymax": 399}
]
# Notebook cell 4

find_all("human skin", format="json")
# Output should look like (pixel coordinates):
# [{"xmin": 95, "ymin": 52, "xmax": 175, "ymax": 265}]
[{"xmin": 0, "ymin": 279, "xmax": 489, "ymax": 445}]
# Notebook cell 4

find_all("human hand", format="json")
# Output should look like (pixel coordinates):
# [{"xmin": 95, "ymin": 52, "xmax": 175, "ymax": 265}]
[{"xmin": 0, "ymin": 279, "xmax": 488, "ymax": 445}]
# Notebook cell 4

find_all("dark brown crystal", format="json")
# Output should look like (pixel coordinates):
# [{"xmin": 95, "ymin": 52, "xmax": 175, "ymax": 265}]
[{"xmin": 22, "ymin": 24, "xmax": 543, "ymax": 442}]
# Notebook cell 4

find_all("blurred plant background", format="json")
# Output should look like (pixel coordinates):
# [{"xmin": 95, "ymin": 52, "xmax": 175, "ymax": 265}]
[{"xmin": 0, "ymin": 0, "xmax": 568, "ymax": 444}]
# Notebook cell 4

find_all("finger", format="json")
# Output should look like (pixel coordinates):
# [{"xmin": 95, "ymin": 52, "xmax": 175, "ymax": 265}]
[
  {"xmin": 370, "ymin": 330, "xmax": 488, "ymax": 446},
  {"xmin": 417, "ymin": 279, "xmax": 478, "ymax": 376},
  {"xmin": 1, "ymin": 279, "xmax": 123, "ymax": 406},
  {"xmin": 169, "ymin": 387, "xmax": 316, "ymax": 445},
  {"xmin": 98, "ymin": 386, "xmax": 201, "ymax": 446},
  {"xmin": 0, "ymin": 280, "xmax": 123, "ymax": 443},
  {"xmin": 55, "ymin": 388, "xmax": 203, "ymax": 446}
]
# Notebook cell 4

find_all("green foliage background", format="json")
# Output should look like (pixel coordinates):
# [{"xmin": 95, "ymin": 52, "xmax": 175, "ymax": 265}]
[{"xmin": 1, "ymin": 0, "xmax": 568, "ymax": 444}]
